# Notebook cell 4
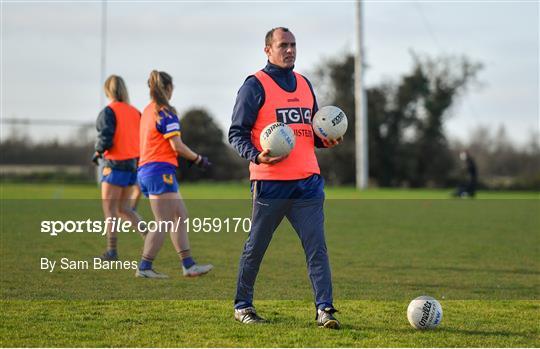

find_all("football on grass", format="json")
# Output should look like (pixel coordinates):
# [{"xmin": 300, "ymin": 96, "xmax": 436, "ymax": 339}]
[{"xmin": 407, "ymin": 295, "xmax": 443, "ymax": 330}]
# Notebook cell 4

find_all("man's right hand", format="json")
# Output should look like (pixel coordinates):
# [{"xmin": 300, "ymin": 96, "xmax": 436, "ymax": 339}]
[{"xmin": 256, "ymin": 149, "xmax": 287, "ymax": 165}]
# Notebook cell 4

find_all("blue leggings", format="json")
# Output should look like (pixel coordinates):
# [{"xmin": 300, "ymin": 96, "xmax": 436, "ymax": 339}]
[{"xmin": 234, "ymin": 174, "xmax": 333, "ymax": 310}]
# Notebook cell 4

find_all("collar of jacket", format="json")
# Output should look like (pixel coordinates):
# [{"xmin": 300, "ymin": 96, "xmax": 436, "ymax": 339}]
[{"xmin": 264, "ymin": 61, "xmax": 295, "ymax": 78}]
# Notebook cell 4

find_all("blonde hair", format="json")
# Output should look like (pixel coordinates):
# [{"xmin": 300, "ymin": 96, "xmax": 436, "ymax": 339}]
[
  {"xmin": 104, "ymin": 75, "xmax": 129, "ymax": 103},
  {"xmin": 148, "ymin": 70, "xmax": 176, "ymax": 115}
]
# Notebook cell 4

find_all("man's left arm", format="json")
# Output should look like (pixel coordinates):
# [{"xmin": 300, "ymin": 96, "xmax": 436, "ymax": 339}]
[
  {"xmin": 305, "ymin": 78, "xmax": 327, "ymax": 148},
  {"xmin": 306, "ymin": 77, "xmax": 343, "ymax": 148}
]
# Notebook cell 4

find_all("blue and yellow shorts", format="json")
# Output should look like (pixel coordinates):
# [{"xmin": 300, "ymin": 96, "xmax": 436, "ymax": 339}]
[
  {"xmin": 101, "ymin": 167, "xmax": 138, "ymax": 187},
  {"xmin": 138, "ymin": 173, "xmax": 179, "ymax": 197}
]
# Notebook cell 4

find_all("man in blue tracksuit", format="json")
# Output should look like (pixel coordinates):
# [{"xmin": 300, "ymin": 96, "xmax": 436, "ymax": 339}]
[{"xmin": 228, "ymin": 27, "xmax": 342, "ymax": 329}]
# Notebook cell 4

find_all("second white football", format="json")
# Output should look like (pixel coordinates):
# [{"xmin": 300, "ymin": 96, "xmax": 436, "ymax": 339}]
[
  {"xmin": 313, "ymin": 106, "xmax": 348, "ymax": 140},
  {"xmin": 260, "ymin": 122, "xmax": 296, "ymax": 157}
]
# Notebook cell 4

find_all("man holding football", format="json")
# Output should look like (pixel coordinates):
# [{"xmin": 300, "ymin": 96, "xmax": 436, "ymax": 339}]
[{"xmin": 228, "ymin": 27, "xmax": 342, "ymax": 329}]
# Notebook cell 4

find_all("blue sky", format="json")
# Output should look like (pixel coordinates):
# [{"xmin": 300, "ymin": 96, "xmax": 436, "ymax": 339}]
[{"xmin": 2, "ymin": 1, "xmax": 538, "ymax": 145}]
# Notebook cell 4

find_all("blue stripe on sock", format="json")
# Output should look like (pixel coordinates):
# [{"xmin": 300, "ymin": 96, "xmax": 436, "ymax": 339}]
[
  {"xmin": 182, "ymin": 257, "xmax": 195, "ymax": 269},
  {"xmin": 139, "ymin": 259, "xmax": 152, "ymax": 270}
]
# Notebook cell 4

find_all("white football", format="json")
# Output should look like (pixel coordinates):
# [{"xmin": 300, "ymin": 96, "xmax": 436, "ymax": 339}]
[
  {"xmin": 313, "ymin": 106, "xmax": 348, "ymax": 140},
  {"xmin": 260, "ymin": 122, "xmax": 296, "ymax": 157},
  {"xmin": 407, "ymin": 296, "xmax": 443, "ymax": 330}
]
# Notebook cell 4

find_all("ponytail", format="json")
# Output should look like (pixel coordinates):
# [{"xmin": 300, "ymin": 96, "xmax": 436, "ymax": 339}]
[{"xmin": 148, "ymin": 70, "xmax": 176, "ymax": 115}]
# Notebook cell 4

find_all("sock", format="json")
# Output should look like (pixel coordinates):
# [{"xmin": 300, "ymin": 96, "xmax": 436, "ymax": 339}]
[
  {"xmin": 107, "ymin": 236, "xmax": 117, "ymax": 252},
  {"xmin": 139, "ymin": 255, "xmax": 154, "ymax": 270},
  {"xmin": 178, "ymin": 249, "xmax": 196, "ymax": 269}
]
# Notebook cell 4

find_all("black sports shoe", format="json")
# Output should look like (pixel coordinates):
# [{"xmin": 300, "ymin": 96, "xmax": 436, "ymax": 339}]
[
  {"xmin": 234, "ymin": 307, "xmax": 266, "ymax": 324},
  {"xmin": 316, "ymin": 307, "xmax": 340, "ymax": 329}
]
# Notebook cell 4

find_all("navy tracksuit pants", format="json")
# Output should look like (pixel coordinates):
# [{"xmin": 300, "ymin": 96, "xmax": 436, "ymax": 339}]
[{"xmin": 234, "ymin": 174, "xmax": 334, "ymax": 310}]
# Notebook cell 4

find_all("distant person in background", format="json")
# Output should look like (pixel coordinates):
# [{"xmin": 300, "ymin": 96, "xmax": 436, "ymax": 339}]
[
  {"xmin": 135, "ymin": 70, "xmax": 213, "ymax": 278},
  {"xmin": 93, "ymin": 75, "xmax": 144, "ymax": 260},
  {"xmin": 454, "ymin": 150, "xmax": 478, "ymax": 198}
]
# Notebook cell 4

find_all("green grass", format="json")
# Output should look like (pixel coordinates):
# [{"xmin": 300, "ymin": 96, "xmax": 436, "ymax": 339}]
[
  {"xmin": 0, "ymin": 182, "xmax": 539, "ymax": 347},
  {"xmin": 1, "ymin": 182, "xmax": 538, "ymax": 199},
  {"xmin": 1, "ymin": 300, "xmax": 538, "ymax": 347}
]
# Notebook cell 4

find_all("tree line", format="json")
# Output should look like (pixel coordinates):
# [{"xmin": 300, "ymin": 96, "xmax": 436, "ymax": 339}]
[
  {"xmin": 313, "ymin": 52, "xmax": 539, "ymax": 189},
  {"xmin": 1, "ymin": 53, "xmax": 538, "ymax": 188}
]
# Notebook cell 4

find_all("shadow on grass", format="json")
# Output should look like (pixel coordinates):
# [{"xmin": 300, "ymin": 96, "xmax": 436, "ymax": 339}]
[
  {"xmin": 439, "ymin": 327, "xmax": 538, "ymax": 338},
  {"xmin": 354, "ymin": 325, "xmax": 536, "ymax": 339},
  {"xmin": 383, "ymin": 281, "xmax": 538, "ymax": 293},
  {"xmin": 368, "ymin": 264, "xmax": 540, "ymax": 276}
]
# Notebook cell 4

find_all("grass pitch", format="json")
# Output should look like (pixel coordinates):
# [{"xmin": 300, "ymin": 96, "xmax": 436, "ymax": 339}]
[
  {"xmin": 1, "ymin": 300, "xmax": 538, "ymax": 347},
  {"xmin": 0, "ymin": 182, "xmax": 539, "ymax": 347}
]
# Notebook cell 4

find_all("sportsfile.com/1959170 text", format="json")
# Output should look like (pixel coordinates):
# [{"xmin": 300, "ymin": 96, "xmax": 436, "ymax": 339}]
[{"xmin": 40, "ymin": 217, "xmax": 252, "ymax": 236}]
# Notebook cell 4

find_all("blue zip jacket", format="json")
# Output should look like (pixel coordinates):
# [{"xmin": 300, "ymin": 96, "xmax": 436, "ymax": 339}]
[
  {"xmin": 228, "ymin": 62, "xmax": 325, "ymax": 164},
  {"xmin": 95, "ymin": 106, "xmax": 116, "ymax": 154}
]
